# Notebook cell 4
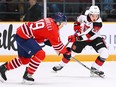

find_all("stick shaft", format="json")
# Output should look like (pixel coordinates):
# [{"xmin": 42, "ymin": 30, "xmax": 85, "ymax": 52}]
[{"xmin": 71, "ymin": 57, "xmax": 104, "ymax": 78}]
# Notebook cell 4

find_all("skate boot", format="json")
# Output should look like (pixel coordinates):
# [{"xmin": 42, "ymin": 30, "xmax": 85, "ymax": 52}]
[
  {"xmin": 23, "ymin": 70, "xmax": 34, "ymax": 84},
  {"xmin": 90, "ymin": 67, "xmax": 105, "ymax": 77},
  {"xmin": 52, "ymin": 64, "xmax": 63, "ymax": 72},
  {"xmin": 0, "ymin": 63, "xmax": 7, "ymax": 82}
]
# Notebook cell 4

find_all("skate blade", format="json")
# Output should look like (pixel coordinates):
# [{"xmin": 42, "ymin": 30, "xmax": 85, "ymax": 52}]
[
  {"xmin": 0, "ymin": 78, "xmax": 5, "ymax": 83},
  {"xmin": 0, "ymin": 75, "xmax": 5, "ymax": 83},
  {"xmin": 51, "ymin": 70, "xmax": 58, "ymax": 73},
  {"xmin": 22, "ymin": 79, "xmax": 34, "ymax": 85}
]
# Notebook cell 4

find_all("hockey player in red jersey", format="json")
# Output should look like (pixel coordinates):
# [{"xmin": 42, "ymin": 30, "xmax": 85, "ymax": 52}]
[
  {"xmin": 52, "ymin": 6, "xmax": 109, "ymax": 77},
  {"xmin": 0, "ymin": 12, "xmax": 71, "ymax": 84}
]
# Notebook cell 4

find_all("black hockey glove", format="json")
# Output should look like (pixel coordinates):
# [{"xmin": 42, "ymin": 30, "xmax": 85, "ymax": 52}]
[
  {"xmin": 44, "ymin": 40, "xmax": 52, "ymax": 47},
  {"xmin": 63, "ymin": 47, "xmax": 72, "ymax": 60}
]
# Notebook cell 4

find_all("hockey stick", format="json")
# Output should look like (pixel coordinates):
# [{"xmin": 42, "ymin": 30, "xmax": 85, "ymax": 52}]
[
  {"xmin": 71, "ymin": 57, "xmax": 104, "ymax": 78},
  {"xmin": 58, "ymin": 30, "xmax": 78, "ymax": 56},
  {"xmin": 65, "ymin": 30, "xmax": 78, "ymax": 47}
]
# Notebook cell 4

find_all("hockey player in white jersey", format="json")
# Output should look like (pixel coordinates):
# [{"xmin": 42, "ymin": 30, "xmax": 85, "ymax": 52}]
[{"xmin": 52, "ymin": 5, "xmax": 109, "ymax": 77}]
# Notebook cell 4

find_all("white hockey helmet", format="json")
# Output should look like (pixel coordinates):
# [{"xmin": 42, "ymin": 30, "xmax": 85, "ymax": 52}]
[{"xmin": 89, "ymin": 5, "xmax": 100, "ymax": 14}]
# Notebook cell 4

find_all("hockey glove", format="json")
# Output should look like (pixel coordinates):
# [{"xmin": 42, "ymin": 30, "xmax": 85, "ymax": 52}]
[
  {"xmin": 63, "ymin": 47, "xmax": 72, "ymax": 60},
  {"xmin": 44, "ymin": 40, "xmax": 52, "ymax": 47},
  {"xmin": 68, "ymin": 35, "xmax": 77, "ymax": 42},
  {"xmin": 74, "ymin": 21, "xmax": 81, "ymax": 33}
]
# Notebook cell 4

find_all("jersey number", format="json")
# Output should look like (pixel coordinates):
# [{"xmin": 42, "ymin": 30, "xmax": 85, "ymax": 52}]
[{"xmin": 30, "ymin": 21, "xmax": 45, "ymax": 30}]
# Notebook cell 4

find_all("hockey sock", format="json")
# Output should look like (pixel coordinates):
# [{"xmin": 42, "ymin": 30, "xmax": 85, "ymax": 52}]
[
  {"xmin": 27, "ymin": 50, "xmax": 45, "ymax": 74},
  {"xmin": 95, "ymin": 56, "xmax": 105, "ymax": 66},
  {"xmin": 92, "ymin": 56, "xmax": 106, "ymax": 69},
  {"xmin": 5, "ymin": 57, "xmax": 22, "ymax": 70},
  {"xmin": 5, "ymin": 57, "xmax": 30, "ymax": 70},
  {"xmin": 59, "ymin": 57, "xmax": 70, "ymax": 67}
]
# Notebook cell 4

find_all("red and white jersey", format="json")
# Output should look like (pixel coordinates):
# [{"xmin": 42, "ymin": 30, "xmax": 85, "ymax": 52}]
[
  {"xmin": 16, "ymin": 18, "xmax": 67, "ymax": 54},
  {"xmin": 75, "ymin": 15, "xmax": 102, "ymax": 41}
]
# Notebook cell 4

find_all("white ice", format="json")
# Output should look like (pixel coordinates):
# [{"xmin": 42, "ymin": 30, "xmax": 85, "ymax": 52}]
[{"xmin": 0, "ymin": 61, "xmax": 116, "ymax": 87}]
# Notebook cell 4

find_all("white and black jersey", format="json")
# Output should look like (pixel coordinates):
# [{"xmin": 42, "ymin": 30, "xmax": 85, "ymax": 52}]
[{"xmin": 75, "ymin": 15, "xmax": 102, "ymax": 41}]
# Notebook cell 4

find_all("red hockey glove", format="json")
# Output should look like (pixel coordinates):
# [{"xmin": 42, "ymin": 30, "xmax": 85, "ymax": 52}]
[
  {"xmin": 68, "ymin": 35, "xmax": 76, "ymax": 42},
  {"xmin": 74, "ymin": 21, "xmax": 81, "ymax": 33},
  {"xmin": 74, "ymin": 25, "xmax": 81, "ymax": 32}
]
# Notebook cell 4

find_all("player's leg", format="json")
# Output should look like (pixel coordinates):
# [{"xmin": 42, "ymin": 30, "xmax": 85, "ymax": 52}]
[
  {"xmin": 0, "ymin": 62, "xmax": 8, "ymax": 82},
  {"xmin": 0, "ymin": 35, "xmax": 31, "ymax": 82},
  {"xmin": 0, "ymin": 54, "xmax": 30, "ymax": 82},
  {"xmin": 4, "ymin": 44, "xmax": 31, "ymax": 70},
  {"xmin": 90, "ymin": 37, "xmax": 109, "ymax": 77},
  {"xmin": 17, "ymin": 37, "xmax": 46, "ymax": 84},
  {"xmin": 52, "ymin": 41, "xmax": 87, "ymax": 72},
  {"xmin": 23, "ymin": 50, "xmax": 45, "ymax": 83},
  {"xmin": 52, "ymin": 47, "xmax": 71, "ymax": 72}
]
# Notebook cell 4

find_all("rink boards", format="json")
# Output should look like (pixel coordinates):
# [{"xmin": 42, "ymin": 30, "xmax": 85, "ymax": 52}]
[
  {"xmin": 0, "ymin": 54, "xmax": 116, "ymax": 62},
  {"xmin": 0, "ymin": 22, "xmax": 116, "ymax": 62}
]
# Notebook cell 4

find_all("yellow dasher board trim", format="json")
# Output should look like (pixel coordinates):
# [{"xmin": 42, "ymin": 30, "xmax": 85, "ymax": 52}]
[{"xmin": 0, "ymin": 54, "xmax": 116, "ymax": 62}]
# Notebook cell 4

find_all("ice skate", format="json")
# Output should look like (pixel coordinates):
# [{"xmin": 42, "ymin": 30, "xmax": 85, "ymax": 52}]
[
  {"xmin": 0, "ymin": 63, "xmax": 7, "ymax": 82},
  {"xmin": 22, "ymin": 70, "xmax": 34, "ymax": 85},
  {"xmin": 52, "ymin": 64, "xmax": 63, "ymax": 72},
  {"xmin": 90, "ymin": 67, "xmax": 105, "ymax": 78}
]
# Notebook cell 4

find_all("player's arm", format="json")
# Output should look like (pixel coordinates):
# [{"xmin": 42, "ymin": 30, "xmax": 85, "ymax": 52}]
[
  {"xmin": 68, "ymin": 21, "xmax": 102, "ymax": 42},
  {"xmin": 79, "ymin": 18, "xmax": 103, "ymax": 40},
  {"xmin": 52, "ymin": 41, "xmax": 71, "ymax": 60},
  {"xmin": 51, "ymin": 40, "xmax": 67, "ymax": 54},
  {"xmin": 68, "ymin": 20, "xmax": 82, "ymax": 42},
  {"xmin": 75, "ymin": 22, "xmax": 102, "ymax": 41},
  {"xmin": 48, "ymin": 33, "xmax": 71, "ymax": 60},
  {"xmin": 74, "ymin": 21, "xmax": 81, "ymax": 33}
]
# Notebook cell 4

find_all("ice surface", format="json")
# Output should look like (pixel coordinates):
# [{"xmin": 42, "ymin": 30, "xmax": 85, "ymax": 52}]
[{"xmin": 0, "ymin": 62, "xmax": 116, "ymax": 87}]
